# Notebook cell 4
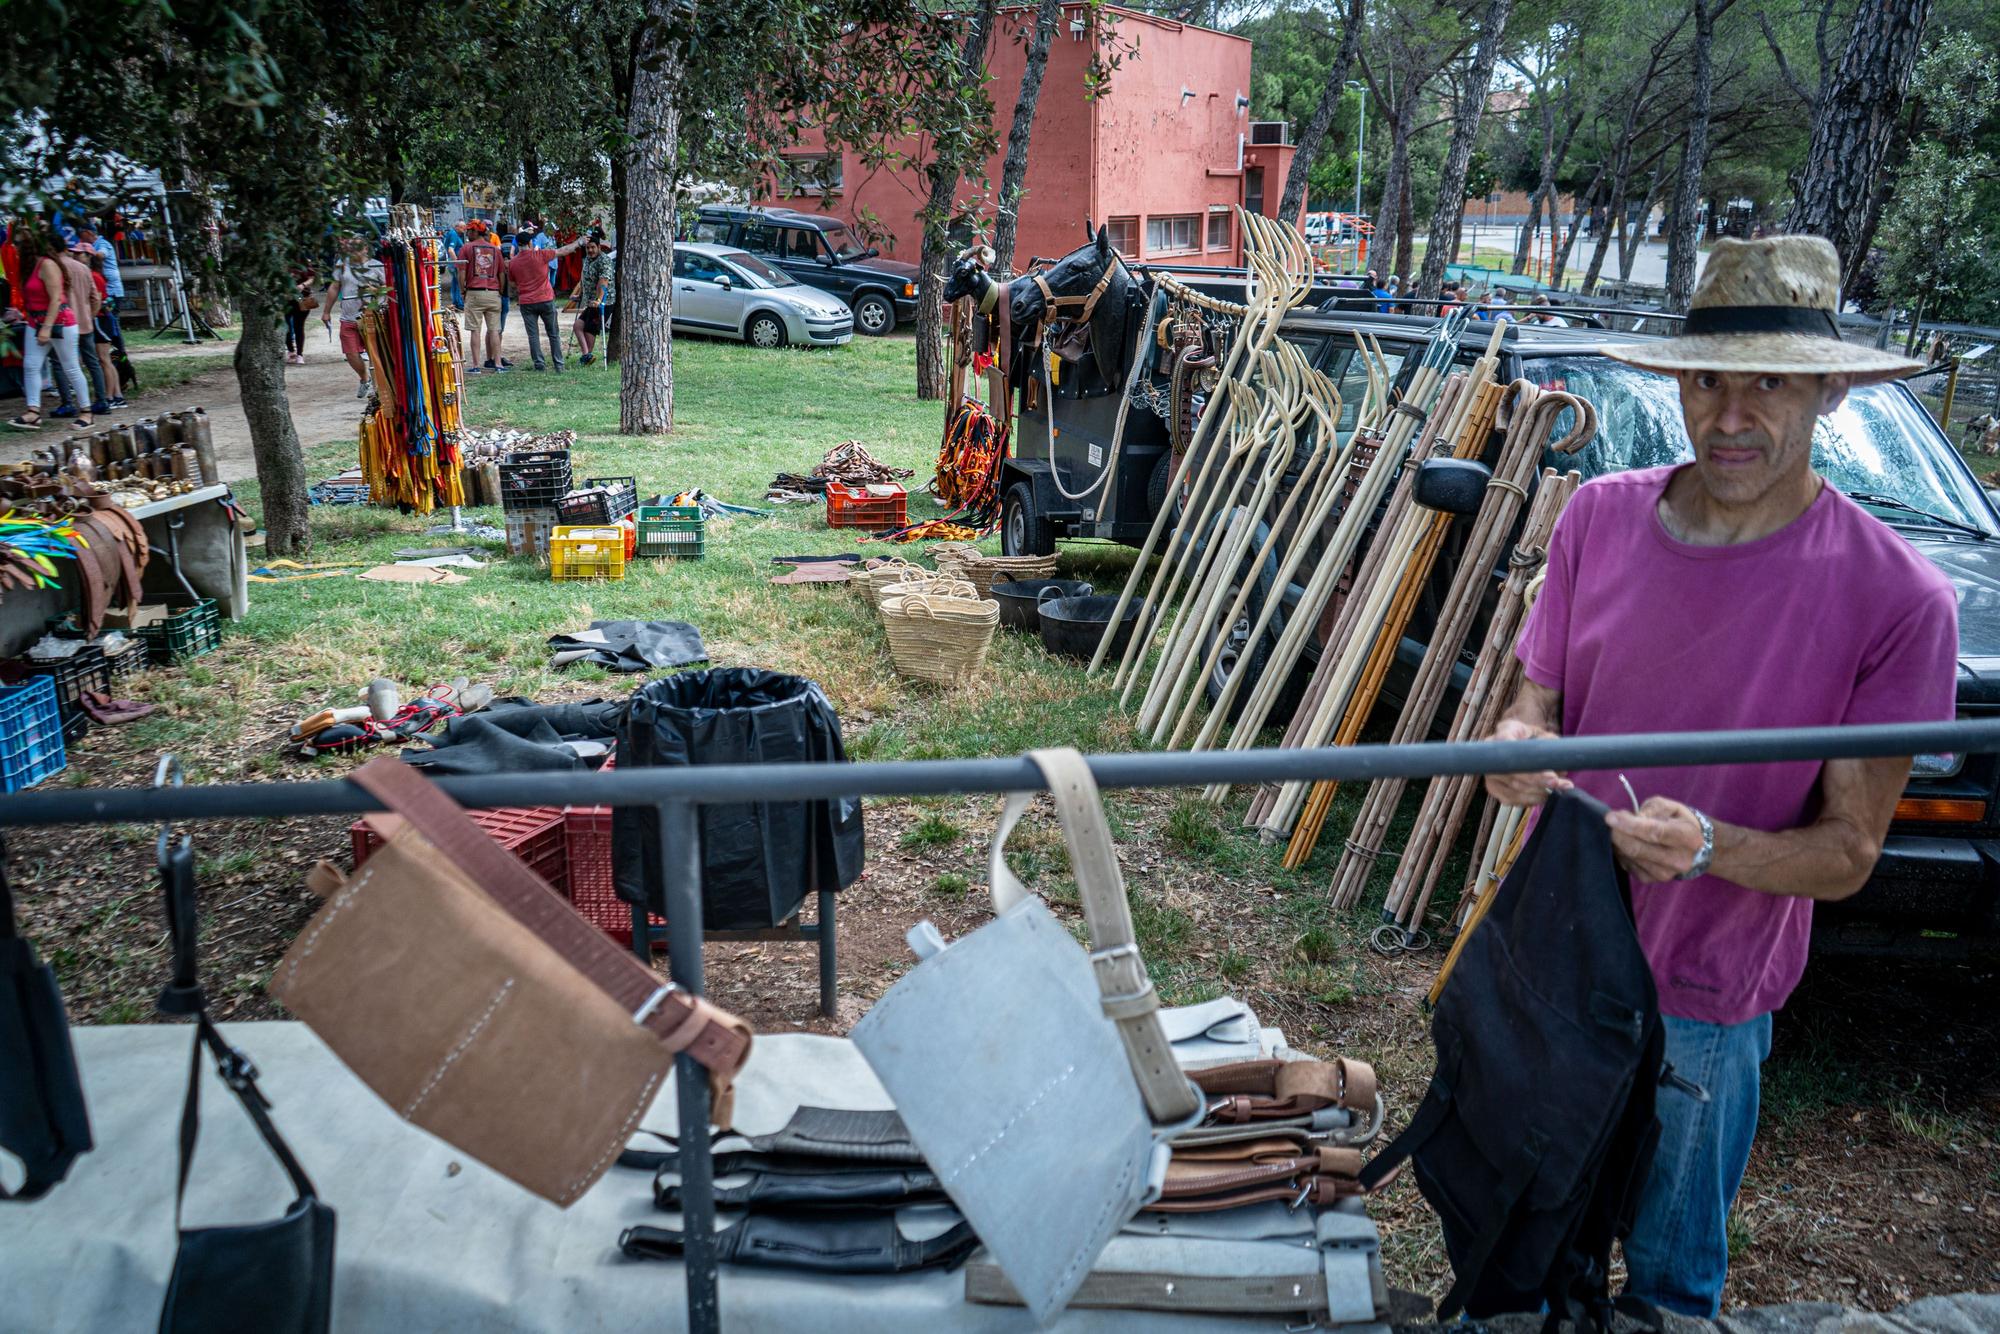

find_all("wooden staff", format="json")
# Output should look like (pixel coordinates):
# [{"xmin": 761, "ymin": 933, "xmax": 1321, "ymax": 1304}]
[
  {"xmin": 1381, "ymin": 463, "xmax": 1586, "ymax": 938},
  {"xmin": 1320, "ymin": 397, "xmax": 1581, "ymax": 898},
  {"xmin": 1139, "ymin": 344, "xmax": 1317, "ymax": 734},
  {"xmin": 1091, "ymin": 209, "xmax": 1311, "ymax": 677},
  {"xmin": 1256, "ymin": 363, "xmax": 1510, "ymax": 840},
  {"xmin": 1197, "ymin": 312, "xmax": 1474, "ymax": 799}
]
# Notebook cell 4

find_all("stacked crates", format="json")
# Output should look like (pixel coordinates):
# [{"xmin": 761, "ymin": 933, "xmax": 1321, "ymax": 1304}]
[
  {"xmin": 549, "ymin": 526, "xmax": 628, "ymax": 581},
  {"xmin": 500, "ymin": 448, "xmax": 571, "ymax": 559}
]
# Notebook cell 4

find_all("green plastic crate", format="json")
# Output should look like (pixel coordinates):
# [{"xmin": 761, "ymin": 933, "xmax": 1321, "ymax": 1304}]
[
  {"xmin": 635, "ymin": 504, "xmax": 705, "ymax": 559},
  {"xmin": 136, "ymin": 598, "xmax": 222, "ymax": 664}
]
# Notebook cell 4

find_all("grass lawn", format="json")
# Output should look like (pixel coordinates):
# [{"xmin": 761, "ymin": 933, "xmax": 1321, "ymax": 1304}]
[{"xmin": 19, "ymin": 326, "xmax": 1997, "ymax": 1312}]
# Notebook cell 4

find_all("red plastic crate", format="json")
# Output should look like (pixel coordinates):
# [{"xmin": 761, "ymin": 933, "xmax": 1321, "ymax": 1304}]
[
  {"xmin": 824, "ymin": 481, "xmax": 907, "ymax": 530},
  {"xmin": 563, "ymin": 805, "xmax": 663, "ymax": 947},
  {"xmin": 351, "ymin": 805, "xmax": 569, "ymax": 895}
]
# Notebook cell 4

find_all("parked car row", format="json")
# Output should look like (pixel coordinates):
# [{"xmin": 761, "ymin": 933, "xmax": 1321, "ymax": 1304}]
[{"xmin": 672, "ymin": 206, "xmax": 922, "ymax": 348}]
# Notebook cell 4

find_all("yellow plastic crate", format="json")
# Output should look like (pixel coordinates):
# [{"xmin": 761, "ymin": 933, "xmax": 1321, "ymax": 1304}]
[{"xmin": 548, "ymin": 525, "xmax": 627, "ymax": 581}]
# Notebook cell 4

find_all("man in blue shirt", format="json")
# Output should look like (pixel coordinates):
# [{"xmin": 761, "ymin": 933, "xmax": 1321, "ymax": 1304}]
[{"xmin": 75, "ymin": 222, "xmax": 126, "ymax": 356}]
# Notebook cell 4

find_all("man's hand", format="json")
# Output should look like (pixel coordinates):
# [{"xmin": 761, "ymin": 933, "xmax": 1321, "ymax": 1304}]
[
  {"xmin": 1483, "ymin": 717, "xmax": 1572, "ymax": 808},
  {"xmin": 1606, "ymin": 796, "xmax": 1705, "ymax": 883}
]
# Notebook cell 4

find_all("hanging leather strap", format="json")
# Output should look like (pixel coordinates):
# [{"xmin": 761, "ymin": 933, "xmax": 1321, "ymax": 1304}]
[
  {"xmin": 1151, "ymin": 1136, "xmax": 1366, "ymax": 1213},
  {"xmin": 1190, "ymin": 1057, "xmax": 1378, "ymax": 1123},
  {"xmin": 620, "ymin": 1211, "xmax": 980, "ymax": 1274},
  {"xmin": 348, "ymin": 758, "xmax": 752, "ymax": 1083},
  {"xmin": 987, "ymin": 749, "xmax": 1201, "ymax": 1126}
]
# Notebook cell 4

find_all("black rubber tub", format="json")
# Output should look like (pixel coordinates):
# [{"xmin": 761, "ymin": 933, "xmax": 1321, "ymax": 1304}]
[
  {"xmin": 991, "ymin": 578, "xmax": 1094, "ymax": 632},
  {"xmin": 1039, "ymin": 594, "xmax": 1143, "ymax": 661}
]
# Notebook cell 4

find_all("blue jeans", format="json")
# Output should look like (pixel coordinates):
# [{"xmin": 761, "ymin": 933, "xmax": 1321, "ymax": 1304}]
[{"xmin": 1623, "ymin": 1012, "xmax": 1772, "ymax": 1318}]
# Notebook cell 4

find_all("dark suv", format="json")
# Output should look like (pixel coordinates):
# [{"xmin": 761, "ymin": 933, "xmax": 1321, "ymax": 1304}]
[
  {"xmin": 1004, "ymin": 305, "xmax": 2000, "ymax": 960},
  {"xmin": 688, "ymin": 206, "xmax": 919, "ymax": 336}
]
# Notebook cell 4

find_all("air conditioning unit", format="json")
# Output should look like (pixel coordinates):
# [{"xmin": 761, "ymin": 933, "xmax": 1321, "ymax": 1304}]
[{"xmin": 1249, "ymin": 122, "xmax": 1290, "ymax": 146}]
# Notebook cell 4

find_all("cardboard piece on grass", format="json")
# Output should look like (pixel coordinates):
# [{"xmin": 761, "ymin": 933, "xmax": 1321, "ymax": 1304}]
[
  {"xmin": 356, "ymin": 564, "xmax": 470, "ymax": 586},
  {"xmin": 770, "ymin": 563, "xmax": 853, "ymax": 586}
]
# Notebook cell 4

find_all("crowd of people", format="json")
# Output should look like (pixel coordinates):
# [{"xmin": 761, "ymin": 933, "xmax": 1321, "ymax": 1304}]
[
  {"xmin": 1355, "ymin": 268, "xmax": 1572, "ymax": 325},
  {"xmin": 3, "ymin": 216, "xmax": 133, "ymax": 432}
]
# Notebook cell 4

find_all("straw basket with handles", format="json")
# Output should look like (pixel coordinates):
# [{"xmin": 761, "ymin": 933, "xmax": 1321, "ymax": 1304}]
[
  {"xmin": 934, "ymin": 547, "xmax": 1059, "ymax": 599},
  {"xmin": 881, "ymin": 587, "xmax": 1001, "ymax": 683}
]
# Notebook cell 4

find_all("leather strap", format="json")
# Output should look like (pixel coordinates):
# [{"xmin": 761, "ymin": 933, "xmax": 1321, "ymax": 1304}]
[
  {"xmin": 347, "ymin": 758, "xmax": 752, "ymax": 1083},
  {"xmin": 1190, "ymin": 1057, "xmax": 1378, "ymax": 1121},
  {"xmin": 987, "ymin": 749, "xmax": 1201, "ymax": 1125},
  {"xmin": 1156, "ymin": 1137, "xmax": 1366, "ymax": 1212},
  {"xmin": 620, "ymin": 1212, "xmax": 980, "ymax": 1274}
]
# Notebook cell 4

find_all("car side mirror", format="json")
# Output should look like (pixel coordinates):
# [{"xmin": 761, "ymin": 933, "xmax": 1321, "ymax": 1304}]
[
  {"xmin": 820, "ymin": 254, "xmax": 834, "ymax": 266},
  {"xmin": 1414, "ymin": 458, "xmax": 1491, "ymax": 516},
  {"xmin": 715, "ymin": 274, "xmax": 733, "ymax": 291}
]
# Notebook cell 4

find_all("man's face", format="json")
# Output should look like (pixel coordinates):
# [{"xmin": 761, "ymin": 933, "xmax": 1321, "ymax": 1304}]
[{"xmin": 1675, "ymin": 369, "xmax": 1850, "ymax": 507}]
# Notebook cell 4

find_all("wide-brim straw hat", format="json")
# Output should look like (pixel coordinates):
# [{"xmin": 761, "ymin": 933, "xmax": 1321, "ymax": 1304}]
[{"xmin": 1602, "ymin": 235, "xmax": 1923, "ymax": 386}]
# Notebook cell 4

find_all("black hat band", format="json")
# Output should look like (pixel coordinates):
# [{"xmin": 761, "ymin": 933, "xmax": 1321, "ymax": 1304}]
[{"xmin": 1682, "ymin": 304, "xmax": 1841, "ymax": 339}]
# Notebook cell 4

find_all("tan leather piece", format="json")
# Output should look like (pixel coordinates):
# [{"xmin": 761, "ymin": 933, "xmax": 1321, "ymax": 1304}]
[{"xmin": 1190, "ymin": 1056, "xmax": 1377, "ymax": 1120}]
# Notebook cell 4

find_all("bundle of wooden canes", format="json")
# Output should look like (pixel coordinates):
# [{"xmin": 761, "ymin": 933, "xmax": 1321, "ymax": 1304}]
[
  {"xmin": 1087, "ymin": 211, "xmax": 1316, "ymax": 682},
  {"xmin": 359, "ymin": 205, "xmax": 465, "ymax": 513},
  {"xmin": 1360, "ymin": 441, "xmax": 1591, "ymax": 953},
  {"xmin": 1284, "ymin": 379, "xmax": 1597, "ymax": 872}
]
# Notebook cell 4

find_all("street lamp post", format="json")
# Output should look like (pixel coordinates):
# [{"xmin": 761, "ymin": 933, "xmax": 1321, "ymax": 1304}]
[{"xmin": 1346, "ymin": 80, "xmax": 1366, "ymax": 271}]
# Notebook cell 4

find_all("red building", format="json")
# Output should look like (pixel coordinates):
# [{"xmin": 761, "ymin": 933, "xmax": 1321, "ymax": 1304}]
[{"xmin": 755, "ymin": 5, "xmax": 1298, "ymax": 268}]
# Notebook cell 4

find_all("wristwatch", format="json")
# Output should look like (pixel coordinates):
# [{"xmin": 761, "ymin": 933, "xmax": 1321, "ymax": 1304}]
[{"xmin": 1675, "ymin": 809, "xmax": 1715, "ymax": 881}]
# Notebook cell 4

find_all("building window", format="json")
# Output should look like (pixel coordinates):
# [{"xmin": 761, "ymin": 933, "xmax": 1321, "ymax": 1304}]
[
  {"xmin": 1207, "ymin": 208, "xmax": 1231, "ymax": 250},
  {"xmin": 1146, "ymin": 214, "xmax": 1200, "ymax": 255},
  {"xmin": 1104, "ymin": 217, "xmax": 1140, "ymax": 256},
  {"xmin": 777, "ymin": 154, "xmax": 843, "ymax": 196}
]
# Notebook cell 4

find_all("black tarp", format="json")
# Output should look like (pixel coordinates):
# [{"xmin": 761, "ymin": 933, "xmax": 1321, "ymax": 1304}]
[
  {"xmin": 398, "ymin": 699, "xmax": 626, "ymax": 774},
  {"xmin": 613, "ymin": 669, "xmax": 864, "ymax": 930},
  {"xmin": 547, "ymin": 621, "xmax": 708, "ymax": 673}
]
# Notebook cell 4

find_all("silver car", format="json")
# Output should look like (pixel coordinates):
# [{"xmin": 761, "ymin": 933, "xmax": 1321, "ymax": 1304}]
[{"xmin": 671, "ymin": 242, "xmax": 854, "ymax": 348}]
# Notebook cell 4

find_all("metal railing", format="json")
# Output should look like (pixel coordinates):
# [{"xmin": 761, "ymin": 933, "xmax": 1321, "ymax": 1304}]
[{"xmin": 5, "ymin": 715, "xmax": 1999, "ymax": 1333}]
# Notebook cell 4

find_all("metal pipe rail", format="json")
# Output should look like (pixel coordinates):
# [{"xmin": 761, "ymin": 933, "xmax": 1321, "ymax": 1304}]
[{"xmin": 5, "ymin": 715, "xmax": 1998, "ymax": 1334}]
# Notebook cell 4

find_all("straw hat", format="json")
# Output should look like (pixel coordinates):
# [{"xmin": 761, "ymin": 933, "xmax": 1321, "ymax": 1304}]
[{"xmin": 1602, "ymin": 235, "xmax": 1922, "ymax": 385}]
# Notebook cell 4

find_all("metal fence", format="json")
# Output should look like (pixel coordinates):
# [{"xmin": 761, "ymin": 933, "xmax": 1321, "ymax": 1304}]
[{"xmin": 5, "ymin": 715, "xmax": 1999, "ymax": 1334}]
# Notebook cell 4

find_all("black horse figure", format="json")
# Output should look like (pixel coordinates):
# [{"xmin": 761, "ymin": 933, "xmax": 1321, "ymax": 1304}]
[{"xmin": 1009, "ymin": 225, "xmax": 1135, "ymax": 390}]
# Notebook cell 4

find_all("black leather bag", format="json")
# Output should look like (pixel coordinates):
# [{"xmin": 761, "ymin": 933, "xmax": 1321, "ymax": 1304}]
[
  {"xmin": 0, "ymin": 838, "xmax": 93, "ymax": 1201},
  {"xmin": 154, "ymin": 831, "xmax": 334, "ymax": 1334},
  {"xmin": 1359, "ymin": 790, "xmax": 1668, "ymax": 1326}
]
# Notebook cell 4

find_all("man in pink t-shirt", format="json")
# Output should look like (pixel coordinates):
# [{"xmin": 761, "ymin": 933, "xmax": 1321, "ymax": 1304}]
[
  {"xmin": 1487, "ymin": 237, "xmax": 1956, "ymax": 1317},
  {"xmin": 503, "ymin": 229, "xmax": 584, "ymax": 372}
]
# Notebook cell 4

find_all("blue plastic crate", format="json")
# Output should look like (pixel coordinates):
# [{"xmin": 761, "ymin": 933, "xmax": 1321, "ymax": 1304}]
[{"xmin": 0, "ymin": 675, "xmax": 66, "ymax": 792}]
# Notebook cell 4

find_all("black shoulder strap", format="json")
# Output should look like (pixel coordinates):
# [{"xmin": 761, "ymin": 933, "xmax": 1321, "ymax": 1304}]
[
  {"xmin": 0, "ymin": 833, "xmax": 94, "ymax": 1202},
  {"xmin": 161, "ymin": 834, "xmax": 318, "ymax": 1228}
]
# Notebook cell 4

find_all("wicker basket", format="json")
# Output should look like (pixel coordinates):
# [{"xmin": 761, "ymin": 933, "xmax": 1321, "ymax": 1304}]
[
  {"xmin": 856, "ymin": 557, "xmax": 930, "ymax": 600},
  {"xmin": 935, "ymin": 550, "xmax": 1059, "ymax": 599},
  {"xmin": 878, "ymin": 575, "xmax": 977, "ymax": 616},
  {"xmin": 881, "ymin": 590, "xmax": 1000, "ymax": 684}
]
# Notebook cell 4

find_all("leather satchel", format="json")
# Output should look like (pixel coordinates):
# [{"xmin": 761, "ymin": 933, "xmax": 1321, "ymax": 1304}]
[
  {"xmin": 271, "ymin": 758, "xmax": 753, "ymax": 1207},
  {"xmin": 0, "ymin": 838, "xmax": 93, "ymax": 1201}
]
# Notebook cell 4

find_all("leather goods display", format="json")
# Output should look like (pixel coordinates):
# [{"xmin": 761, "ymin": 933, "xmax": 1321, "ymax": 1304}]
[
  {"xmin": 620, "ymin": 1106, "xmax": 922, "ymax": 1171},
  {"xmin": 614, "ymin": 668, "xmax": 864, "ymax": 930},
  {"xmin": 620, "ymin": 1208, "xmax": 979, "ymax": 1275},
  {"xmin": 154, "ymin": 824, "xmax": 333, "ymax": 1334},
  {"xmin": 655, "ymin": 1155, "xmax": 944, "ymax": 1211},
  {"xmin": 1358, "ymin": 789, "xmax": 1667, "ymax": 1325},
  {"xmin": 852, "ymin": 747, "xmax": 1202, "ymax": 1325},
  {"xmin": 271, "ymin": 757, "xmax": 752, "ymax": 1206},
  {"xmin": 0, "ymin": 837, "xmax": 93, "ymax": 1201},
  {"xmin": 1156, "ymin": 1133, "xmax": 1365, "ymax": 1212}
]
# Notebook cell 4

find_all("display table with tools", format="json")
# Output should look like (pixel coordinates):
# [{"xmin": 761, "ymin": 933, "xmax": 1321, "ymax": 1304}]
[
  {"xmin": 0, "ymin": 485, "xmax": 247, "ymax": 658},
  {"xmin": 0, "ymin": 1024, "xmax": 1387, "ymax": 1333}
]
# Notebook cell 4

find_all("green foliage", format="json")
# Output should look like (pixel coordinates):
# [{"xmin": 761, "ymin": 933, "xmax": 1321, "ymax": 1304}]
[
  {"xmin": 1163, "ymin": 799, "xmax": 1225, "ymax": 857},
  {"xmin": 931, "ymin": 871, "xmax": 971, "ymax": 896},
  {"xmin": 1878, "ymin": 30, "xmax": 2000, "ymax": 322},
  {"xmin": 900, "ymin": 813, "xmax": 964, "ymax": 850}
]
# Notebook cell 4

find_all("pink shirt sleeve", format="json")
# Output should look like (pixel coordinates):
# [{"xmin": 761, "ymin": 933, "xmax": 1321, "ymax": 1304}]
[
  {"xmin": 1513, "ymin": 490, "xmax": 1585, "ymax": 693},
  {"xmin": 1841, "ymin": 583, "xmax": 1958, "ymax": 726}
]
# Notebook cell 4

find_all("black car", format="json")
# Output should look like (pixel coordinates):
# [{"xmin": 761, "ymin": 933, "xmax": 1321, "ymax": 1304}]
[
  {"xmin": 688, "ymin": 206, "xmax": 919, "ymax": 336},
  {"xmin": 1003, "ymin": 306, "xmax": 2000, "ymax": 960}
]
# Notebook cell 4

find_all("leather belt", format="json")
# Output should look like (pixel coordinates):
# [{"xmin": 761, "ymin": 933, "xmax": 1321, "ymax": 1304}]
[
  {"xmin": 1153, "ymin": 1135, "xmax": 1367, "ymax": 1213},
  {"xmin": 620, "ymin": 1210, "xmax": 979, "ymax": 1275},
  {"xmin": 651, "ymin": 1153, "xmax": 945, "ymax": 1211},
  {"xmin": 1191, "ymin": 1056, "xmax": 1378, "ymax": 1122}
]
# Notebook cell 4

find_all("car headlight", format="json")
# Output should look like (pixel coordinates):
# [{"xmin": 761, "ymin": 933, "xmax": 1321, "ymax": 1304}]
[
  {"xmin": 1911, "ymin": 752, "xmax": 1965, "ymax": 779},
  {"xmin": 902, "ymin": 283, "xmax": 916, "ymax": 298}
]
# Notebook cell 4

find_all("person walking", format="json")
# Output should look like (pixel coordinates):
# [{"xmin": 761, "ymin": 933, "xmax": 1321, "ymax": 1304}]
[
  {"xmin": 286, "ymin": 265, "xmax": 316, "ymax": 364},
  {"xmin": 75, "ymin": 221, "xmax": 126, "ymax": 364},
  {"xmin": 569, "ymin": 232, "xmax": 616, "ymax": 366},
  {"xmin": 458, "ymin": 221, "xmax": 507, "ymax": 374},
  {"xmin": 1482, "ymin": 236, "xmax": 1956, "ymax": 1318},
  {"xmin": 81, "ymin": 248, "xmax": 125, "ymax": 408},
  {"xmin": 6, "ymin": 226, "xmax": 93, "ymax": 431},
  {"xmin": 504, "ymin": 228, "xmax": 585, "ymax": 372},
  {"xmin": 54, "ymin": 244, "xmax": 111, "ymax": 417},
  {"xmin": 320, "ymin": 235, "xmax": 383, "ymax": 400}
]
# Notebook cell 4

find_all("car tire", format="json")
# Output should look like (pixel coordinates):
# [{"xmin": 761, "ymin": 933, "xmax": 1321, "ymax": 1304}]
[
  {"xmin": 747, "ymin": 312, "xmax": 787, "ymax": 349},
  {"xmin": 1146, "ymin": 451, "xmax": 1181, "ymax": 529},
  {"xmin": 853, "ymin": 293, "xmax": 895, "ymax": 337},
  {"xmin": 1001, "ymin": 481, "xmax": 1055, "ymax": 557}
]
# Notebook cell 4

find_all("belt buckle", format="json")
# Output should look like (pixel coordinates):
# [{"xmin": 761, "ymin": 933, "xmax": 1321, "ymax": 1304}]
[{"xmin": 633, "ymin": 983, "xmax": 682, "ymax": 1026}]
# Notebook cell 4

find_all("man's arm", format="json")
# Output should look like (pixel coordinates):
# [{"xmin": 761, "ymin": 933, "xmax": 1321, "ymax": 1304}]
[
  {"xmin": 1606, "ymin": 756, "xmax": 1909, "ymax": 901},
  {"xmin": 320, "ymin": 278, "xmax": 337, "ymax": 323},
  {"xmin": 1482, "ymin": 678, "xmax": 1572, "ymax": 807}
]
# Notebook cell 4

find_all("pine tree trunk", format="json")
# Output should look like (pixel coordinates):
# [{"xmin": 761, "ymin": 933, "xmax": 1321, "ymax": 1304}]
[
  {"xmin": 1414, "ymin": 0, "xmax": 1516, "ymax": 300},
  {"xmin": 1551, "ymin": 166, "xmax": 1602, "ymax": 288},
  {"xmin": 1368, "ymin": 83, "xmax": 1421, "ymax": 279},
  {"xmin": 1781, "ymin": 0, "xmax": 1933, "ymax": 291},
  {"xmin": 1510, "ymin": 186, "xmax": 1542, "ymax": 275},
  {"xmin": 1619, "ymin": 179, "xmax": 1660, "ymax": 280},
  {"xmin": 1394, "ymin": 171, "xmax": 1414, "ymax": 279},
  {"xmin": 235, "ymin": 292, "xmax": 310, "ymax": 557},
  {"xmin": 1662, "ymin": 0, "xmax": 1717, "ymax": 315},
  {"xmin": 915, "ymin": 0, "xmax": 998, "ymax": 401},
  {"xmin": 992, "ymin": 0, "xmax": 1063, "ymax": 277},
  {"xmin": 1276, "ymin": 0, "xmax": 1369, "ymax": 225},
  {"xmin": 1581, "ymin": 175, "xmax": 1624, "ymax": 296},
  {"xmin": 619, "ymin": 16, "xmax": 682, "ymax": 435}
]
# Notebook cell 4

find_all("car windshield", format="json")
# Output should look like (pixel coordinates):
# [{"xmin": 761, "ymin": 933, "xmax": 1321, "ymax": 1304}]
[
  {"xmin": 1522, "ymin": 355, "xmax": 1999, "ymax": 537},
  {"xmin": 720, "ymin": 251, "xmax": 796, "ymax": 289},
  {"xmin": 822, "ymin": 225, "xmax": 869, "ymax": 263}
]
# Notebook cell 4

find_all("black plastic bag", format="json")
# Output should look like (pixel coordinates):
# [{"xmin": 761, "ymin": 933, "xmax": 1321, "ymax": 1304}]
[{"xmin": 613, "ymin": 669, "xmax": 864, "ymax": 930}]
